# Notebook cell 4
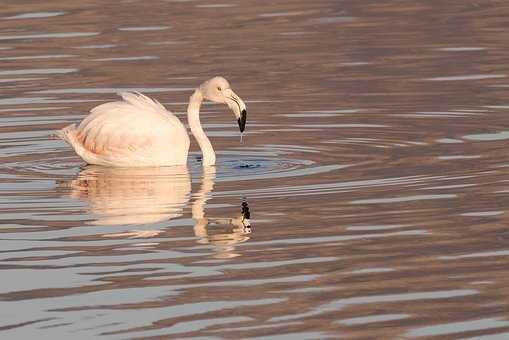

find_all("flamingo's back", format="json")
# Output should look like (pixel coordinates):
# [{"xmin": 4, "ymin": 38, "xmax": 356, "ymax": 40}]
[{"xmin": 58, "ymin": 92, "xmax": 190, "ymax": 166}]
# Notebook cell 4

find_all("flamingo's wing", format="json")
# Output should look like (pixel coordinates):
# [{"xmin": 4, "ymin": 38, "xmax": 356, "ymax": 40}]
[{"xmin": 74, "ymin": 92, "xmax": 189, "ymax": 165}]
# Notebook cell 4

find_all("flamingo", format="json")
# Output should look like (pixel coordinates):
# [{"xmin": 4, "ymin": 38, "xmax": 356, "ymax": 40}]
[{"xmin": 57, "ymin": 76, "xmax": 247, "ymax": 166}]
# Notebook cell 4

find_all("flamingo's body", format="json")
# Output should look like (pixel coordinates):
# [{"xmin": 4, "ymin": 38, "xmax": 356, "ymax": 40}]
[
  {"xmin": 58, "ymin": 77, "xmax": 247, "ymax": 167},
  {"xmin": 59, "ymin": 92, "xmax": 189, "ymax": 166}
]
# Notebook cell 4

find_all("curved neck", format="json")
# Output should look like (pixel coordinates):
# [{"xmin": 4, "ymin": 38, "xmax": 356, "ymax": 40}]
[{"xmin": 187, "ymin": 89, "xmax": 216, "ymax": 166}]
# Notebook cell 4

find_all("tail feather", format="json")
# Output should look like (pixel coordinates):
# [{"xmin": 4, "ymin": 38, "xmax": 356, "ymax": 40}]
[
  {"xmin": 57, "ymin": 124, "xmax": 77, "ymax": 144},
  {"xmin": 57, "ymin": 123, "xmax": 89, "ymax": 158},
  {"xmin": 57, "ymin": 123, "xmax": 111, "ymax": 166}
]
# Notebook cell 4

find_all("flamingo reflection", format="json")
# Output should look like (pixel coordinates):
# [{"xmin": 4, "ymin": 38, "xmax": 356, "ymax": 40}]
[{"xmin": 67, "ymin": 165, "xmax": 252, "ymax": 257}]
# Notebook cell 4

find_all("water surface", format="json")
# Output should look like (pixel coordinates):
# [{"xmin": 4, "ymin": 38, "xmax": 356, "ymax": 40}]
[{"xmin": 2, "ymin": 0, "xmax": 509, "ymax": 338}]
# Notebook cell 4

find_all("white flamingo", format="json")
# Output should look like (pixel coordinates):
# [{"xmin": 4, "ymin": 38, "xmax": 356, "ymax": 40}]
[{"xmin": 57, "ymin": 77, "xmax": 247, "ymax": 167}]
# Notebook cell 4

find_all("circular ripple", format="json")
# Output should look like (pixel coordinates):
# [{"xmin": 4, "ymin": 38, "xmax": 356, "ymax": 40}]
[
  {"xmin": 188, "ymin": 156, "xmax": 343, "ymax": 183},
  {"xmin": 1, "ymin": 150, "xmax": 342, "ymax": 185},
  {"xmin": 1, "ymin": 153, "xmax": 83, "ymax": 179}
]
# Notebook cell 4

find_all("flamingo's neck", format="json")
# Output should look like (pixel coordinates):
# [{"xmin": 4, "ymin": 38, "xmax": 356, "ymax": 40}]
[{"xmin": 187, "ymin": 89, "xmax": 216, "ymax": 166}]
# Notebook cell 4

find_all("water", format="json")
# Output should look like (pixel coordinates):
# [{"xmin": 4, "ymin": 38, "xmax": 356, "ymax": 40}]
[{"xmin": 1, "ymin": 0, "xmax": 509, "ymax": 338}]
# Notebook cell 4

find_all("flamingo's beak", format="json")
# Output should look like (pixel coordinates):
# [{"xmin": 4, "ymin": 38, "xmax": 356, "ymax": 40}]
[
  {"xmin": 238, "ymin": 109, "xmax": 247, "ymax": 132},
  {"xmin": 224, "ymin": 89, "xmax": 247, "ymax": 132}
]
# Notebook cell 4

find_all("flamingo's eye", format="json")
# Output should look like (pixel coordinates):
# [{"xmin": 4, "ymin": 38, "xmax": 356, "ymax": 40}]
[{"xmin": 217, "ymin": 86, "xmax": 221, "ymax": 91}]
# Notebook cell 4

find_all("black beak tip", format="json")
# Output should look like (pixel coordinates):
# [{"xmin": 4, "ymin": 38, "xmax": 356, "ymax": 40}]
[{"xmin": 238, "ymin": 109, "xmax": 247, "ymax": 132}]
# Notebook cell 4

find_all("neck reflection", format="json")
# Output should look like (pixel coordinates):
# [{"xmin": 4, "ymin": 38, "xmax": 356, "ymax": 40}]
[{"xmin": 193, "ymin": 167, "xmax": 252, "ymax": 259}]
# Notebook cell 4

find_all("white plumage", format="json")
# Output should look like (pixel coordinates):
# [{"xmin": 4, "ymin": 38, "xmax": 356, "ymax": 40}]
[{"xmin": 58, "ymin": 77, "xmax": 247, "ymax": 167}]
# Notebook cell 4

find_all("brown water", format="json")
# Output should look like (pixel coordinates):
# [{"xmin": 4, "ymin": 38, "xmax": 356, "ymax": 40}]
[{"xmin": 2, "ymin": 0, "xmax": 509, "ymax": 338}]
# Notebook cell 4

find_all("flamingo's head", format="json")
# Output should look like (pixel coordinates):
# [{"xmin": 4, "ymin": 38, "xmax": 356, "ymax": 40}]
[{"xmin": 200, "ymin": 76, "xmax": 247, "ymax": 132}]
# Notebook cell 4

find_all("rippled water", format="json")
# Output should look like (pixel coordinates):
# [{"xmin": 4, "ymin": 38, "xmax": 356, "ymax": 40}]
[{"xmin": 2, "ymin": 0, "xmax": 509, "ymax": 338}]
